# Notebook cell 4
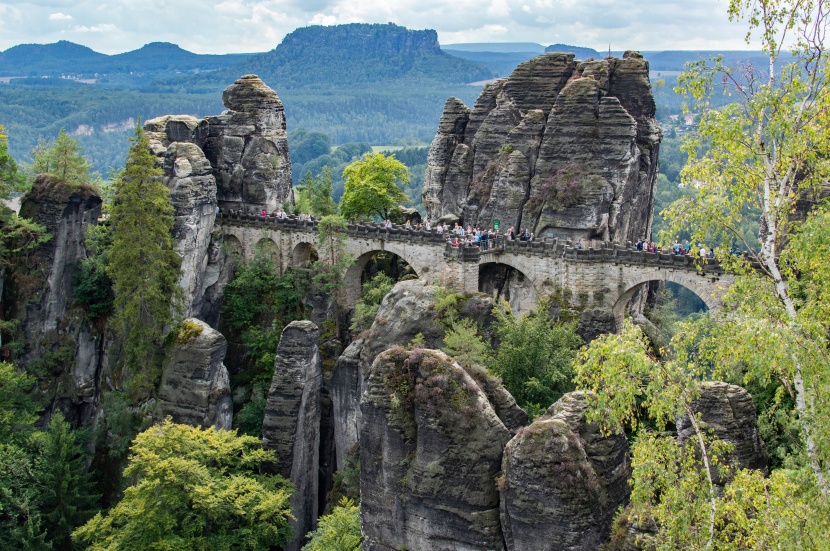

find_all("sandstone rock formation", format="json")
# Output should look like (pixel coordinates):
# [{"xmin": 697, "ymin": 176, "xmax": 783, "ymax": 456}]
[
  {"xmin": 144, "ymin": 75, "xmax": 293, "ymax": 319},
  {"xmin": 161, "ymin": 142, "xmax": 218, "ymax": 318},
  {"xmin": 360, "ymin": 347, "xmax": 512, "ymax": 550},
  {"xmin": 145, "ymin": 75, "xmax": 293, "ymax": 213},
  {"xmin": 677, "ymin": 381, "xmax": 768, "ymax": 476},
  {"xmin": 500, "ymin": 391, "xmax": 631, "ymax": 551},
  {"xmin": 262, "ymin": 320, "xmax": 322, "ymax": 551},
  {"xmin": 330, "ymin": 279, "xmax": 509, "ymax": 470},
  {"xmin": 423, "ymin": 51, "xmax": 660, "ymax": 245},
  {"xmin": 206, "ymin": 75, "xmax": 293, "ymax": 210},
  {"xmin": 155, "ymin": 318, "xmax": 232, "ymax": 429},
  {"xmin": 10, "ymin": 176, "xmax": 103, "ymax": 424}
]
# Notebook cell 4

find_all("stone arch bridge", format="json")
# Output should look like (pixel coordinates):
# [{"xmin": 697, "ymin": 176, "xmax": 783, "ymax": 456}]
[{"xmin": 217, "ymin": 211, "xmax": 734, "ymax": 325}]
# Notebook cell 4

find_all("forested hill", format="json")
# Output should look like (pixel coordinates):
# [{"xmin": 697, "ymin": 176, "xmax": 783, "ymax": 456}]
[
  {"xmin": 0, "ymin": 41, "xmax": 251, "ymax": 78},
  {"xmin": 147, "ymin": 23, "xmax": 494, "ymax": 93},
  {"xmin": 1, "ymin": 24, "xmax": 493, "ymax": 171}
]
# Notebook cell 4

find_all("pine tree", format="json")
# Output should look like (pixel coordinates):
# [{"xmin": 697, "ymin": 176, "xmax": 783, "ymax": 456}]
[
  {"xmin": 35, "ymin": 413, "xmax": 99, "ymax": 550},
  {"xmin": 30, "ymin": 128, "xmax": 90, "ymax": 187},
  {"xmin": 108, "ymin": 124, "xmax": 181, "ymax": 395}
]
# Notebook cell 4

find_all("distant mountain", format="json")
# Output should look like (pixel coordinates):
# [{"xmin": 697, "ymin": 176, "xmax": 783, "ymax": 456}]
[
  {"xmin": 544, "ymin": 44, "xmax": 601, "ymax": 59},
  {"xmin": 166, "ymin": 23, "xmax": 494, "ymax": 90},
  {"xmin": 0, "ymin": 40, "xmax": 252, "ymax": 77},
  {"xmin": 443, "ymin": 42, "xmax": 546, "ymax": 53},
  {"xmin": 0, "ymin": 40, "xmax": 106, "ymax": 75},
  {"xmin": 443, "ymin": 50, "xmax": 539, "ymax": 78},
  {"xmin": 645, "ymin": 50, "xmax": 768, "ymax": 71}
]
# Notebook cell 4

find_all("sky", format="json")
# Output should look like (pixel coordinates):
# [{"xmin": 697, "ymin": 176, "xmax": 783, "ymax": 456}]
[{"xmin": 0, "ymin": 0, "xmax": 758, "ymax": 55}]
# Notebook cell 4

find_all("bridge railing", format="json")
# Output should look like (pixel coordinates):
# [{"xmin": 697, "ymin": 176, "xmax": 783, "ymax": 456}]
[{"xmin": 217, "ymin": 210, "xmax": 733, "ymax": 273}]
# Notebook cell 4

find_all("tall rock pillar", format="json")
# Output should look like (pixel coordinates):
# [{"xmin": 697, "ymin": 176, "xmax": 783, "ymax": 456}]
[{"xmin": 262, "ymin": 321, "xmax": 322, "ymax": 551}]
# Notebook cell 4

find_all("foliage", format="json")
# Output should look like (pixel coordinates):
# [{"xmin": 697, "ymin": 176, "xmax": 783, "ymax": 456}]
[
  {"xmin": 661, "ymin": 0, "xmax": 830, "ymax": 495},
  {"xmin": 339, "ymin": 153, "xmax": 409, "ymax": 221},
  {"xmin": 301, "ymin": 497, "xmax": 362, "ymax": 551},
  {"xmin": 0, "ymin": 442, "xmax": 50, "ymax": 550},
  {"xmin": 489, "ymin": 299, "xmax": 582, "ymax": 418},
  {"xmin": 349, "ymin": 272, "xmax": 394, "ymax": 333},
  {"xmin": 0, "ymin": 361, "xmax": 39, "ymax": 444},
  {"xmin": 0, "ymin": 124, "xmax": 25, "ymax": 198},
  {"xmin": 312, "ymin": 215, "xmax": 354, "ymax": 336},
  {"xmin": 235, "ymin": 395, "xmax": 267, "ymax": 438},
  {"xmin": 221, "ymin": 249, "xmax": 308, "ymax": 386},
  {"xmin": 296, "ymin": 167, "xmax": 338, "ymax": 218},
  {"xmin": 525, "ymin": 165, "xmax": 586, "ymax": 212},
  {"xmin": 72, "ymin": 258, "xmax": 114, "ymax": 321},
  {"xmin": 107, "ymin": 124, "xmax": 181, "ymax": 395},
  {"xmin": 73, "ymin": 419, "xmax": 293, "ymax": 551},
  {"xmin": 442, "ymin": 317, "xmax": 493, "ymax": 369},
  {"xmin": 33, "ymin": 413, "xmax": 100, "ymax": 550},
  {"xmin": 72, "ymin": 220, "xmax": 114, "ymax": 321},
  {"xmin": 28, "ymin": 128, "xmax": 94, "ymax": 187}
]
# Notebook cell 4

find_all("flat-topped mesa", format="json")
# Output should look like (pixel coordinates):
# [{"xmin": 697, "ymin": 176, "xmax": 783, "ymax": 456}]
[{"xmin": 423, "ymin": 51, "xmax": 661, "ymax": 245}]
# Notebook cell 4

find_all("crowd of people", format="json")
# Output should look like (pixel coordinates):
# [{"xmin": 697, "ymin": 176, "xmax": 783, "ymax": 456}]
[{"xmin": 635, "ymin": 239, "xmax": 716, "ymax": 258}]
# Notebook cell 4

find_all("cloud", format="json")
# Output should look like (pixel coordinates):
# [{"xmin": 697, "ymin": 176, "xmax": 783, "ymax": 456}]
[
  {"xmin": 73, "ymin": 23, "xmax": 117, "ymax": 33},
  {"xmin": 0, "ymin": 0, "xmax": 760, "ymax": 55}
]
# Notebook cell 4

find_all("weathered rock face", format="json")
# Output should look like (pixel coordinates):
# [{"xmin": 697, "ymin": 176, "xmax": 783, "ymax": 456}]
[
  {"xmin": 144, "ymin": 75, "xmax": 293, "ymax": 320},
  {"xmin": 423, "ymin": 51, "xmax": 660, "ymax": 244},
  {"xmin": 261, "ymin": 320, "xmax": 322, "ymax": 551},
  {"xmin": 161, "ymin": 142, "xmax": 218, "ymax": 318},
  {"xmin": 145, "ymin": 75, "xmax": 292, "ymax": 213},
  {"xmin": 155, "ymin": 318, "xmax": 232, "ymax": 430},
  {"xmin": 500, "ymin": 391, "xmax": 631, "ymax": 551},
  {"xmin": 10, "ymin": 176, "xmax": 103, "ymax": 424},
  {"xmin": 360, "ymin": 347, "xmax": 512, "ymax": 550},
  {"xmin": 330, "ymin": 279, "xmax": 505, "ymax": 470},
  {"xmin": 677, "ymin": 381, "xmax": 769, "ymax": 477},
  {"xmin": 205, "ymin": 75, "xmax": 293, "ymax": 210}
]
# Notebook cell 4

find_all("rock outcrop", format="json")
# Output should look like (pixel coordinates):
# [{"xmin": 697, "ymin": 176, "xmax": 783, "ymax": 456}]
[
  {"xmin": 145, "ymin": 75, "xmax": 293, "ymax": 213},
  {"xmin": 161, "ymin": 142, "xmax": 218, "ymax": 318},
  {"xmin": 360, "ymin": 347, "xmax": 512, "ymax": 550},
  {"xmin": 330, "ymin": 280, "xmax": 506, "ymax": 470},
  {"xmin": 205, "ymin": 75, "xmax": 293, "ymax": 210},
  {"xmin": 500, "ymin": 391, "xmax": 631, "ymax": 551},
  {"xmin": 144, "ymin": 75, "xmax": 293, "ymax": 321},
  {"xmin": 155, "ymin": 318, "xmax": 232, "ymax": 429},
  {"xmin": 10, "ymin": 176, "xmax": 103, "ymax": 424},
  {"xmin": 423, "ymin": 51, "xmax": 660, "ymax": 245},
  {"xmin": 676, "ymin": 381, "xmax": 768, "ymax": 477},
  {"xmin": 262, "ymin": 321, "xmax": 322, "ymax": 551}
]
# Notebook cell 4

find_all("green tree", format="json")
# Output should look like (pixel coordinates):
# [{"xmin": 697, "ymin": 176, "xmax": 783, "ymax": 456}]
[
  {"xmin": 34, "ymin": 413, "xmax": 99, "ymax": 550},
  {"xmin": 349, "ymin": 272, "xmax": 394, "ymax": 333},
  {"xmin": 0, "ymin": 362, "xmax": 39, "ymax": 444},
  {"xmin": 296, "ymin": 167, "xmax": 338, "ymax": 218},
  {"xmin": 662, "ymin": 0, "xmax": 830, "ymax": 494},
  {"xmin": 72, "ymin": 419, "xmax": 293, "ymax": 551},
  {"xmin": 0, "ymin": 443, "xmax": 49, "ymax": 551},
  {"xmin": 312, "ymin": 214, "xmax": 354, "ymax": 336},
  {"xmin": 301, "ymin": 497, "xmax": 362, "ymax": 551},
  {"xmin": 339, "ymin": 153, "xmax": 409, "ymax": 221},
  {"xmin": 30, "ymin": 128, "xmax": 92, "ymax": 187},
  {"xmin": 488, "ymin": 299, "xmax": 582, "ymax": 418},
  {"xmin": 107, "ymin": 124, "xmax": 181, "ymax": 395},
  {"xmin": 0, "ymin": 124, "xmax": 25, "ymax": 198}
]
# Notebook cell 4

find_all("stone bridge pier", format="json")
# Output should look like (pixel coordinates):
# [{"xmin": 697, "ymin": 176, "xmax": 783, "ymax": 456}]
[{"xmin": 216, "ymin": 211, "xmax": 734, "ymax": 331}]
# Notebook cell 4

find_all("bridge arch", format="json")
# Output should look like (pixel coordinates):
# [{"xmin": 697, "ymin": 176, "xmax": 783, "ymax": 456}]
[
  {"xmin": 253, "ymin": 237, "xmax": 280, "ymax": 263},
  {"xmin": 341, "ymin": 247, "xmax": 422, "ymax": 310},
  {"xmin": 223, "ymin": 234, "xmax": 244, "ymax": 262},
  {"xmin": 611, "ymin": 269, "xmax": 726, "ymax": 329},
  {"xmin": 479, "ymin": 260, "xmax": 539, "ymax": 317},
  {"xmin": 290, "ymin": 240, "xmax": 318, "ymax": 268}
]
